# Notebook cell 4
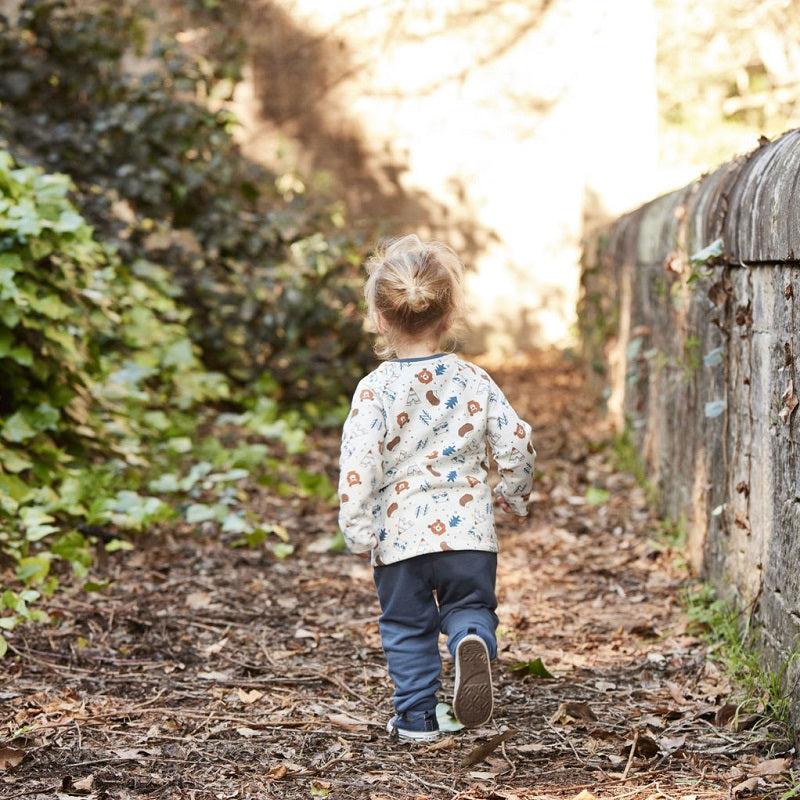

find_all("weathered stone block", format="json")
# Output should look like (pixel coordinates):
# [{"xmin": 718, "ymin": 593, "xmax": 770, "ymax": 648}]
[{"xmin": 580, "ymin": 129, "xmax": 800, "ymax": 738}]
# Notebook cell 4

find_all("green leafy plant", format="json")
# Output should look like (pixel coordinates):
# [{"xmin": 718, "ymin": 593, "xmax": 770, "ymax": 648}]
[
  {"xmin": 0, "ymin": 0, "xmax": 370, "ymax": 654},
  {"xmin": 0, "ymin": 0, "xmax": 373, "ymax": 403},
  {"xmin": 683, "ymin": 582, "xmax": 796, "ymax": 734}
]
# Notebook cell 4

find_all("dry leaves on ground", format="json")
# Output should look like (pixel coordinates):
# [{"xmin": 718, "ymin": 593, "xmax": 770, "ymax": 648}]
[{"xmin": 1, "ymin": 350, "xmax": 797, "ymax": 800}]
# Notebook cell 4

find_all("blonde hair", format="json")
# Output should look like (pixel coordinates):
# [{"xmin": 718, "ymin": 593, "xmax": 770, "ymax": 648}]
[{"xmin": 364, "ymin": 234, "xmax": 466, "ymax": 358}]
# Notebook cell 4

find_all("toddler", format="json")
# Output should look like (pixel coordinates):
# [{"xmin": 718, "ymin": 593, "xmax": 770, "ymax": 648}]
[{"xmin": 338, "ymin": 234, "xmax": 535, "ymax": 741}]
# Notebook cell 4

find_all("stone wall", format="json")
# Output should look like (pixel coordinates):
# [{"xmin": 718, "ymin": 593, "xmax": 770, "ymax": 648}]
[{"xmin": 580, "ymin": 128, "xmax": 800, "ymax": 731}]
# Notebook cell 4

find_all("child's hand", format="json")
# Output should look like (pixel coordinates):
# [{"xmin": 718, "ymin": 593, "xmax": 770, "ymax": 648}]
[{"xmin": 497, "ymin": 495, "xmax": 528, "ymax": 524}]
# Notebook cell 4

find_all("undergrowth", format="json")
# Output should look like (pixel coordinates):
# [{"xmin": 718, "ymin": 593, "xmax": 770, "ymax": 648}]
[
  {"xmin": 0, "ymin": 0, "xmax": 362, "ymax": 655},
  {"xmin": 683, "ymin": 582, "xmax": 797, "ymax": 739}
]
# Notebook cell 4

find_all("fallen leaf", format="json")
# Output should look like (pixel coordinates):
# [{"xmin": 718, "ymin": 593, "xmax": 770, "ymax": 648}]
[
  {"xmin": 111, "ymin": 747, "xmax": 160, "ymax": 760},
  {"xmin": 573, "ymin": 791, "xmax": 598, "ymax": 800},
  {"xmin": 620, "ymin": 733, "xmax": 659, "ymax": 759},
  {"xmin": 549, "ymin": 701, "xmax": 597, "ymax": 725},
  {"xmin": 205, "ymin": 637, "xmax": 228, "ymax": 655},
  {"xmin": 435, "ymin": 702, "xmax": 463, "ymax": 732},
  {"xmin": 0, "ymin": 747, "xmax": 24, "ymax": 770},
  {"xmin": 715, "ymin": 701, "xmax": 738, "ymax": 727},
  {"xmin": 73, "ymin": 775, "xmax": 95, "ymax": 791},
  {"xmin": 197, "ymin": 670, "xmax": 230, "ymax": 681},
  {"xmin": 731, "ymin": 776, "xmax": 760, "ymax": 798},
  {"xmin": 468, "ymin": 770, "xmax": 500, "ymax": 780},
  {"xmin": 295, "ymin": 627, "xmax": 320, "ymax": 645},
  {"xmin": 516, "ymin": 743, "xmax": 548, "ymax": 753},
  {"xmin": 267, "ymin": 765, "xmax": 289, "ymax": 780},
  {"xmin": 236, "ymin": 688, "xmax": 264, "ymax": 704},
  {"xmin": 664, "ymin": 680, "xmax": 687, "ymax": 704},
  {"xmin": 658, "ymin": 734, "xmax": 686, "ymax": 752},
  {"xmin": 461, "ymin": 728, "xmax": 517, "ymax": 767},
  {"xmin": 327, "ymin": 713, "xmax": 368, "ymax": 732},
  {"xmin": 510, "ymin": 657, "xmax": 555, "ymax": 678},
  {"xmin": 780, "ymin": 380, "xmax": 798, "ymax": 423},
  {"xmin": 236, "ymin": 727, "xmax": 261, "ymax": 738},
  {"xmin": 185, "ymin": 591, "xmax": 212, "ymax": 609},
  {"xmin": 750, "ymin": 756, "xmax": 793, "ymax": 776}
]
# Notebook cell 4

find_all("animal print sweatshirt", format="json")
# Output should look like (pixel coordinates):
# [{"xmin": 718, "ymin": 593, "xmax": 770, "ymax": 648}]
[{"xmin": 338, "ymin": 353, "xmax": 535, "ymax": 566}]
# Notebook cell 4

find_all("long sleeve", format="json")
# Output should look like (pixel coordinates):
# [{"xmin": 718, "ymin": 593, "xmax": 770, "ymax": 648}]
[
  {"xmin": 486, "ymin": 377, "xmax": 535, "ymax": 516},
  {"xmin": 337, "ymin": 381, "xmax": 386, "ymax": 554}
]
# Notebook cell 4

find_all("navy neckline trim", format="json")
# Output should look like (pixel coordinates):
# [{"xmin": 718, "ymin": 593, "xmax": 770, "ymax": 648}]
[{"xmin": 392, "ymin": 353, "xmax": 449, "ymax": 363}]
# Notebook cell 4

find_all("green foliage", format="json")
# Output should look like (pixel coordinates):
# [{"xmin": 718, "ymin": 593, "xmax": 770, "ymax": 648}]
[
  {"xmin": 0, "ymin": 0, "xmax": 372, "ymax": 653},
  {"xmin": 0, "ymin": 150, "xmax": 236, "ymax": 647},
  {"xmin": 510, "ymin": 657, "xmax": 555, "ymax": 679},
  {"xmin": 683, "ymin": 583, "xmax": 795, "ymax": 732},
  {"xmin": 610, "ymin": 428, "xmax": 654, "ymax": 499},
  {"xmin": 0, "ymin": 0, "xmax": 372, "ymax": 402}
]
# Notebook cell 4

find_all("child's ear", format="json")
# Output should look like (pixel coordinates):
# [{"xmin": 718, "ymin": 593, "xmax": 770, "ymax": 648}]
[{"xmin": 373, "ymin": 310, "xmax": 388, "ymax": 335}]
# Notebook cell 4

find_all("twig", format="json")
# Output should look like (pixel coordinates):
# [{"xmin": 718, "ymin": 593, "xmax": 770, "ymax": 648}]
[
  {"xmin": 622, "ymin": 727, "xmax": 640, "ymax": 779},
  {"xmin": 500, "ymin": 737, "xmax": 517, "ymax": 779},
  {"xmin": 314, "ymin": 669, "xmax": 374, "ymax": 706},
  {"xmin": 543, "ymin": 715, "xmax": 584, "ymax": 765}
]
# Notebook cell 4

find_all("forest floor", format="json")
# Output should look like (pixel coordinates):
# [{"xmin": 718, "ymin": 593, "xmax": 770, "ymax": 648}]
[{"xmin": 2, "ymin": 349, "xmax": 797, "ymax": 800}]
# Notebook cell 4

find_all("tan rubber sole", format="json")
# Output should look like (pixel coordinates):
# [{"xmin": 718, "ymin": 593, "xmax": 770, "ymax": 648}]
[{"xmin": 453, "ymin": 636, "xmax": 493, "ymax": 727}]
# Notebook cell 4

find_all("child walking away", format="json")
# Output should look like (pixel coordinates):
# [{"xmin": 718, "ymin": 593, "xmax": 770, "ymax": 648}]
[{"xmin": 338, "ymin": 234, "xmax": 536, "ymax": 742}]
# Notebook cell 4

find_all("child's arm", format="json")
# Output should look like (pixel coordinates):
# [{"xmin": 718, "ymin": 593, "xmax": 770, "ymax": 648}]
[
  {"xmin": 485, "ymin": 377, "xmax": 536, "ymax": 518},
  {"xmin": 337, "ymin": 382, "xmax": 385, "ymax": 555}
]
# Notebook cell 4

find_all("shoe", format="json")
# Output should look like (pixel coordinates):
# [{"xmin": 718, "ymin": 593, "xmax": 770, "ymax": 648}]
[
  {"xmin": 386, "ymin": 709, "xmax": 440, "ymax": 742},
  {"xmin": 453, "ymin": 634, "xmax": 493, "ymax": 727}
]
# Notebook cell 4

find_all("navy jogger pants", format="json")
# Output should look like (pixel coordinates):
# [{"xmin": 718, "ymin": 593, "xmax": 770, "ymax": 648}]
[{"xmin": 373, "ymin": 550, "xmax": 498, "ymax": 715}]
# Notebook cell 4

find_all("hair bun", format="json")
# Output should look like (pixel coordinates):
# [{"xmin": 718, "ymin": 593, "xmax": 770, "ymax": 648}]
[{"xmin": 404, "ymin": 282, "xmax": 433, "ymax": 313}]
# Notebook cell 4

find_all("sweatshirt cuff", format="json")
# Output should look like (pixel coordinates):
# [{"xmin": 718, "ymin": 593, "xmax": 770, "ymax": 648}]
[{"xmin": 343, "ymin": 531, "xmax": 378, "ymax": 554}]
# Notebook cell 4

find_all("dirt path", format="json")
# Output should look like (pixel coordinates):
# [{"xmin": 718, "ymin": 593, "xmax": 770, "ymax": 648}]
[{"xmin": 2, "ymin": 351, "xmax": 795, "ymax": 800}]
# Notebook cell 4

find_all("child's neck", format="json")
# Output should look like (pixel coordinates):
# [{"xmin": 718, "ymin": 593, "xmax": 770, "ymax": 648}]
[{"xmin": 396, "ymin": 344, "xmax": 440, "ymax": 359}]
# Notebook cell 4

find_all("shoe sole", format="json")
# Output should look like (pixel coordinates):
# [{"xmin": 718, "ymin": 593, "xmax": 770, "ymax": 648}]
[{"xmin": 453, "ymin": 636, "xmax": 493, "ymax": 727}]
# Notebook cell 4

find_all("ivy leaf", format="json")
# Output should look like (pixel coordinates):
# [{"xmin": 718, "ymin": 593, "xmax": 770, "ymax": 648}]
[
  {"xmin": 585, "ymin": 487, "xmax": 610, "ymax": 505},
  {"xmin": 15, "ymin": 555, "xmax": 52, "ymax": 585},
  {"xmin": 147, "ymin": 473, "xmax": 181, "ymax": 493},
  {"xmin": 19, "ymin": 507, "xmax": 60, "ymax": 541},
  {"xmin": 690, "ymin": 238, "xmax": 723, "ymax": 264},
  {"xmin": 162, "ymin": 337, "xmax": 196, "ymax": 370},
  {"xmin": 28, "ymin": 294, "xmax": 72, "ymax": 320},
  {"xmin": 272, "ymin": 542, "xmax": 294, "ymax": 560},
  {"xmin": 510, "ymin": 657, "xmax": 555, "ymax": 679},
  {"xmin": 0, "ymin": 446, "xmax": 34, "ymax": 473},
  {"xmin": 2, "ymin": 411, "xmax": 37, "ymax": 443},
  {"xmin": 0, "ymin": 262, "xmax": 20, "ymax": 300},
  {"xmin": 185, "ymin": 503, "xmax": 225, "ymax": 524},
  {"xmin": 51, "ymin": 531, "xmax": 92, "ymax": 576}
]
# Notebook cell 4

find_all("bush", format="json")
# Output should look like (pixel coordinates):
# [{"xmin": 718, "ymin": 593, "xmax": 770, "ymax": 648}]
[{"xmin": 0, "ymin": 0, "xmax": 372, "ymax": 402}]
